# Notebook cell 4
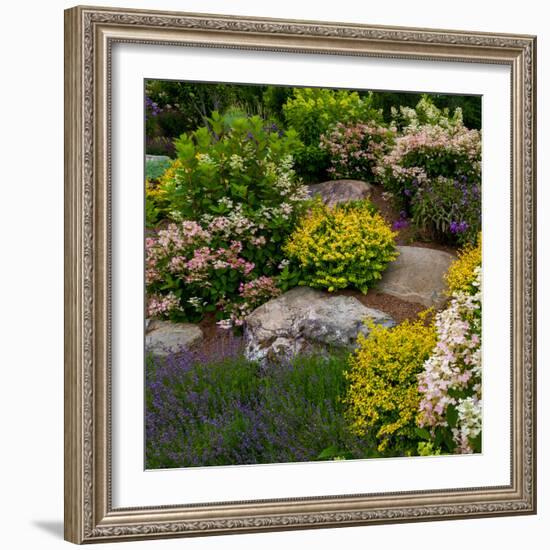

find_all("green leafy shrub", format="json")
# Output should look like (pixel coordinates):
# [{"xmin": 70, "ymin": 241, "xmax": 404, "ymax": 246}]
[
  {"xmin": 165, "ymin": 112, "xmax": 309, "ymax": 270},
  {"xmin": 344, "ymin": 317, "xmax": 436, "ymax": 456},
  {"xmin": 283, "ymin": 200, "xmax": 398, "ymax": 293},
  {"xmin": 164, "ymin": 111, "xmax": 305, "ymax": 221},
  {"xmin": 282, "ymin": 88, "xmax": 383, "ymax": 182}
]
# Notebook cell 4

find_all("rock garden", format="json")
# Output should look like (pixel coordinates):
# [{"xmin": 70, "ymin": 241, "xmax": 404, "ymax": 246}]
[{"xmin": 144, "ymin": 83, "xmax": 482, "ymax": 468}]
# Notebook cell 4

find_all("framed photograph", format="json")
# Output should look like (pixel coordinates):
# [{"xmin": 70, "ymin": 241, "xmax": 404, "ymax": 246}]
[{"xmin": 64, "ymin": 5, "xmax": 537, "ymax": 544}]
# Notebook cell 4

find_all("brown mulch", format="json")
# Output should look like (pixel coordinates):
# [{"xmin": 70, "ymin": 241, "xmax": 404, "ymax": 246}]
[
  {"xmin": 334, "ymin": 288, "xmax": 426, "ymax": 325},
  {"xmin": 192, "ymin": 313, "xmax": 245, "ymax": 360},
  {"xmin": 368, "ymin": 184, "xmax": 458, "ymax": 256}
]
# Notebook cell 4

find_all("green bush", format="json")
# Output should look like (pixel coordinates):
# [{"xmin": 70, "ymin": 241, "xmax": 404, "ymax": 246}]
[
  {"xmin": 161, "ymin": 112, "xmax": 309, "ymax": 273},
  {"xmin": 165, "ymin": 111, "xmax": 304, "ymax": 220},
  {"xmin": 283, "ymin": 200, "xmax": 398, "ymax": 294},
  {"xmin": 344, "ymin": 317, "xmax": 436, "ymax": 456},
  {"xmin": 282, "ymin": 88, "xmax": 383, "ymax": 182}
]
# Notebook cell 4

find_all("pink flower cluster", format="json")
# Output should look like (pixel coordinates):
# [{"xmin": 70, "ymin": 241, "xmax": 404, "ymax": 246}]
[
  {"xmin": 320, "ymin": 122, "xmax": 395, "ymax": 180},
  {"xmin": 418, "ymin": 267, "xmax": 482, "ymax": 453},
  {"xmin": 375, "ymin": 124, "xmax": 481, "ymax": 184},
  {"xmin": 146, "ymin": 292, "xmax": 181, "ymax": 318},
  {"xmin": 172, "ymin": 242, "xmax": 255, "ymax": 284},
  {"xmin": 220, "ymin": 276, "xmax": 282, "ymax": 329},
  {"xmin": 146, "ymin": 220, "xmax": 260, "ymax": 319},
  {"xmin": 239, "ymin": 276, "xmax": 281, "ymax": 302}
]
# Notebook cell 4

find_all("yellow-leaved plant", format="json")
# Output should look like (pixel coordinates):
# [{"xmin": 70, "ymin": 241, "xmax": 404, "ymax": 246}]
[
  {"xmin": 445, "ymin": 233, "xmax": 482, "ymax": 295},
  {"xmin": 343, "ymin": 316, "xmax": 436, "ymax": 455},
  {"xmin": 283, "ymin": 199, "xmax": 398, "ymax": 293}
]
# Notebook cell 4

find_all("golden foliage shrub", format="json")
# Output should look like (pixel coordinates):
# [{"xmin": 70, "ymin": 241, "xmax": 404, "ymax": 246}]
[
  {"xmin": 344, "ymin": 317, "xmax": 436, "ymax": 455},
  {"xmin": 283, "ymin": 199, "xmax": 398, "ymax": 293},
  {"xmin": 445, "ymin": 234, "xmax": 482, "ymax": 295}
]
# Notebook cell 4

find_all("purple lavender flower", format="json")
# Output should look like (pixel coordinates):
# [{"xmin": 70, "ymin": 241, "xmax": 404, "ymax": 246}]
[
  {"xmin": 145, "ymin": 350, "xmax": 363, "ymax": 469},
  {"xmin": 392, "ymin": 219, "xmax": 409, "ymax": 231},
  {"xmin": 450, "ymin": 221, "xmax": 469, "ymax": 234}
]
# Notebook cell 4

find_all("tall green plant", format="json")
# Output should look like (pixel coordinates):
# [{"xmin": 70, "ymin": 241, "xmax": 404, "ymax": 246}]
[{"xmin": 282, "ymin": 88, "xmax": 383, "ymax": 182}]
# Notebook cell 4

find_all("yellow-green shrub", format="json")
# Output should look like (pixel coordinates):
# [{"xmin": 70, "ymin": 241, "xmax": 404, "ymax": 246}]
[
  {"xmin": 343, "ymin": 317, "xmax": 436, "ymax": 455},
  {"xmin": 445, "ymin": 234, "xmax": 482, "ymax": 295},
  {"xmin": 283, "ymin": 200, "xmax": 398, "ymax": 293},
  {"xmin": 145, "ymin": 159, "xmax": 181, "ymax": 227},
  {"xmin": 158, "ymin": 158, "xmax": 182, "ymax": 188}
]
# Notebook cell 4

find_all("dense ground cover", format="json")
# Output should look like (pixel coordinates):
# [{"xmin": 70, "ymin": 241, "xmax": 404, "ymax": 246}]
[{"xmin": 146, "ymin": 346, "xmax": 374, "ymax": 468}]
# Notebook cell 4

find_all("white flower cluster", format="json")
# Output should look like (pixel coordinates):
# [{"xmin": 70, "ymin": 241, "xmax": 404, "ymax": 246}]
[
  {"xmin": 454, "ymin": 396, "xmax": 482, "ymax": 453},
  {"xmin": 196, "ymin": 152, "xmax": 216, "ymax": 166},
  {"xmin": 418, "ymin": 267, "xmax": 482, "ymax": 454},
  {"xmin": 228, "ymin": 154, "xmax": 245, "ymax": 172}
]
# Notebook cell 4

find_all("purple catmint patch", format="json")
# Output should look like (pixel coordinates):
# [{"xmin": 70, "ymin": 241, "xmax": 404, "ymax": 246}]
[{"xmin": 145, "ymin": 350, "xmax": 369, "ymax": 469}]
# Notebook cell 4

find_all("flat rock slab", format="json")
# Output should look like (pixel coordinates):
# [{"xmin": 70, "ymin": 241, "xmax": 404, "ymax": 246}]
[
  {"xmin": 307, "ymin": 179, "xmax": 373, "ymax": 208},
  {"xmin": 375, "ymin": 246, "xmax": 455, "ymax": 308},
  {"xmin": 244, "ymin": 287, "xmax": 395, "ymax": 365},
  {"xmin": 145, "ymin": 320, "xmax": 203, "ymax": 358},
  {"xmin": 145, "ymin": 154, "xmax": 171, "ymax": 163}
]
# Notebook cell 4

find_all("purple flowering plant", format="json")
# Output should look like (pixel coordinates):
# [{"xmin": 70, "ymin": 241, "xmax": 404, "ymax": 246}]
[
  {"xmin": 145, "ymin": 347, "xmax": 373, "ymax": 468},
  {"xmin": 410, "ymin": 174, "xmax": 481, "ymax": 245}
]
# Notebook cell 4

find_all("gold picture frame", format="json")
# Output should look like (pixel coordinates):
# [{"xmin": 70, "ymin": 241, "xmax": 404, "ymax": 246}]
[{"xmin": 64, "ymin": 5, "xmax": 536, "ymax": 544}]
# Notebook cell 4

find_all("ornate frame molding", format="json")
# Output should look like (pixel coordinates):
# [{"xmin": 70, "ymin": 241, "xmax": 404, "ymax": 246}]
[{"xmin": 64, "ymin": 5, "xmax": 536, "ymax": 544}]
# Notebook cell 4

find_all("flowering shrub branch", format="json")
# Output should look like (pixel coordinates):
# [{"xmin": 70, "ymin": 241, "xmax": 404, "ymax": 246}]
[
  {"xmin": 417, "ymin": 247, "xmax": 482, "ymax": 454},
  {"xmin": 320, "ymin": 122, "xmax": 395, "ymax": 182},
  {"xmin": 145, "ymin": 113, "xmax": 311, "ymax": 325}
]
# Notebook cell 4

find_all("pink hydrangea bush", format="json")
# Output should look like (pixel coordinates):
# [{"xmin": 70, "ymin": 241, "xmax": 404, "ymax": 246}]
[
  {"xmin": 319, "ymin": 122, "xmax": 396, "ymax": 182},
  {"xmin": 146, "ymin": 222, "xmax": 280, "ymax": 325},
  {"xmin": 417, "ymin": 265, "xmax": 482, "ymax": 454}
]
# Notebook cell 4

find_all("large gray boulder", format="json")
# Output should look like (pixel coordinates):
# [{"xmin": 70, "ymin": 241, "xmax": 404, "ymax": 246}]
[
  {"xmin": 244, "ymin": 287, "xmax": 395, "ymax": 364},
  {"xmin": 375, "ymin": 246, "xmax": 455, "ymax": 308},
  {"xmin": 145, "ymin": 320, "xmax": 203, "ymax": 358},
  {"xmin": 307, "ymin": 179, "xmax": 373, "ymax": 208}
]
